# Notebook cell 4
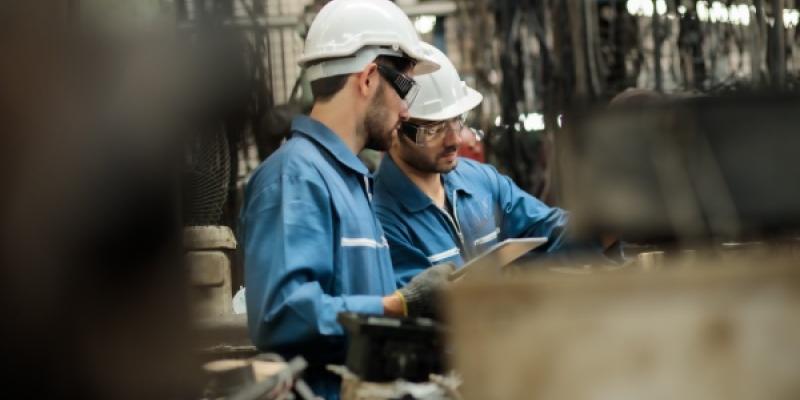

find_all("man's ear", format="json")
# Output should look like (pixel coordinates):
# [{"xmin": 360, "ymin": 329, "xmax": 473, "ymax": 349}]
[{"xmin": 356, "ymin": 63, "xmax": 379, "ymax": 97}]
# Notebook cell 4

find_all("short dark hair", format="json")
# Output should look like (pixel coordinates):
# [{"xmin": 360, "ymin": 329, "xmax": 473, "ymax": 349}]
[
  {"xmin": 309, "ymin": 55, "xmax": 415, "ymax": 102},
  {"xmin": 310, "ymin": 74, "xmax": 349, "ymax": 102}
]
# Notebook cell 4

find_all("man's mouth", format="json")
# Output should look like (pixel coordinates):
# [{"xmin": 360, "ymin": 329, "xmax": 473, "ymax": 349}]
[{"xmin": 440, "ymin": 146, "xmax": 459, "ymax": 159}]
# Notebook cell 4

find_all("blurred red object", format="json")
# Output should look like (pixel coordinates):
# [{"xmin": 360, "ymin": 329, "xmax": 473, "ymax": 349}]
[{"xmin": 457, "ymin": 126, "xmax": 485, "ymax": 163}]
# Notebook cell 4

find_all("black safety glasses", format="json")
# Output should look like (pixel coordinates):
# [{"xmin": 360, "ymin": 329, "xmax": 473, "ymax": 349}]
[{"xmin": 376, "ymin": 64, "xmax": 420, "ymax": 106}]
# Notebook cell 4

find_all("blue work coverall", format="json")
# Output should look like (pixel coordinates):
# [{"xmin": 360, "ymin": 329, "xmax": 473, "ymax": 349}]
[
  {"xmin": 239, "ymin": 115, "xmax": 396, "ymax": 399},
  {"xmin": 374, "ymin": 155, "xmax": 574, "ymax": 286}
]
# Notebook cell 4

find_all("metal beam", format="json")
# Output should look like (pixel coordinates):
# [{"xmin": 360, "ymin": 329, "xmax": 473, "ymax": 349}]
[
  {"xmin": 178, "ymin": 14, "xmax": 298, "ymax": 30},
  {"xmin": 177, "ymin": 1, "xmax": 458, "ymax": 30},
  {"xmin": 771, "ymin": 0, "xmax": 786, "ymax": 87},
  {"xmin": 400, "ymin": 0, "xmax": 457, "ymax": 17}
]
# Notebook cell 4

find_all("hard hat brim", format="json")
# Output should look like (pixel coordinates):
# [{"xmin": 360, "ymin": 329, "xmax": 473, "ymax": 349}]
[{"xmin": 411, "ymin": 85, "xmax": 483, "ymax": 122}]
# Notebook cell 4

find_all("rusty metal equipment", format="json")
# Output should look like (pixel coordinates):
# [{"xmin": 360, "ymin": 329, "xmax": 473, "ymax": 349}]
[
  {"xmin": 185, "ymin": 226, "xmax": 237, "ymax": 320},
  {"xmin": 446, "ymin": 258, "xmax": 800, "ymax": 400}
]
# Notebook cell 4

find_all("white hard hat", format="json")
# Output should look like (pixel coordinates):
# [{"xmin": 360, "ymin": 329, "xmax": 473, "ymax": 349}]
[
  {"xmin": 409, "ymin": 43, "xmax": 483, "ymax": 121},
  {"xmin": 299, "ymin": 0, "xmax": 440, "ymax": 82}
]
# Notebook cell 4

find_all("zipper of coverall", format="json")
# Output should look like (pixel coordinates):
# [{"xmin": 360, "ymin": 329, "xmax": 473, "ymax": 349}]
[
  {"xmin": 362, "ymin": 175, "xmax": 373, "ymax": 202},
  {"xmin": 436, "ymin": 189, "xmax": 466, "ymax": 257}
]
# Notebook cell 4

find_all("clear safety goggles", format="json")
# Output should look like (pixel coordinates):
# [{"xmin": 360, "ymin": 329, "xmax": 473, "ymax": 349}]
[{"xmin": 399, "ymin": 113, "xmax": 468, "ymax": 146}]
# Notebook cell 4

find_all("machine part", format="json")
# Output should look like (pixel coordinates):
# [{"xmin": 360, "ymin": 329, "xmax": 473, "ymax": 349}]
[
  {"xmin": 563, "ymin": 93, "xmax": 800, "ymax": 242},
  {"xmin": 636, "ymin": 251, "xmax": 665, "ymax": 271},
  {"xmin": 194, "ymin": 314, "xmax": 253, "ymax": 351},
  {"xmin": 185, "ymin": 226, "xmax": 237, "ymax": 320},
  {"xmin": 227, "ymin": 356, "xmax": 312, "ymax": 400},
  {"xmin": 447, "ymin": 262, "xmax": 800, "ymax": 400},
  {"xmin": 184, "ymin": 225, "xmax": 238, "ymax": 251},
  {"xmin": 330, "ymin": 365, "xmax": 462, "ymax": 400},
  {"xmin": 337, "ymin": 312, "xmax": 447, "ymax": 383},
  {"xmin": 203, "ymin": 359, "xmax": 257, "ymax": 397},
  {"xmin": 184, "ymin": 128, "xmax": 230, "ymax": 227},
  {"xmin": 188, "ymin": 252, "xmax": 228, "ymax": 287},
  {"xmin": 187, "ymin": 250, "xmax": 233, "ymax": 319},
  {"xmin": 718, "ymin": 241, "xmax": 770, "ymax": 265}
]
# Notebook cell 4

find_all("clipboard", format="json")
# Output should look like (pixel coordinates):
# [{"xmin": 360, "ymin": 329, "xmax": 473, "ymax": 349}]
[{"xmin": 450, "ymin": 237, "xmax": 548, "ymax": 281}]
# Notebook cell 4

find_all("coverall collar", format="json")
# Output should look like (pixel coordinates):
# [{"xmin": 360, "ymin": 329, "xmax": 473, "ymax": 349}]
[
  {"xmin": 290, "ymin": 115, "xmax": 369, "ymax": 176},
  {"xmin": 378, "ymin": 154, "xmax": 473, "ymax": 213}
]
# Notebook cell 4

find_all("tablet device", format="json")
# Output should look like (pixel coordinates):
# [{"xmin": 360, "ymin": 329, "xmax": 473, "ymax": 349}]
[{"xmin": 450, "ymin": 237, "xmax": 548, "ymax": 280}]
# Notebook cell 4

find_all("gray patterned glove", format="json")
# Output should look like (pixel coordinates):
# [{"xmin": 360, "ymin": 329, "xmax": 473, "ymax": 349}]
[{"xmin": 398, "ymin": 262, "xmax": 456, "ymax": 318}]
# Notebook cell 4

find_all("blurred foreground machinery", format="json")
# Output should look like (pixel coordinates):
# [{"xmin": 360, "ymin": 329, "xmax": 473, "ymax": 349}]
[
  {"xmin": 447, "ymin": 262, "xmax": 800, "ymax": 400},
  {"xmin": 184, "ymin": 126, "xmax": 237, "ymax": 316},
  {"xmin": 333, "ymin": 313, "xmax": 460, "ymax": 400},
  {"xmin": 442, "ymin": 93, "xmax": 800, "ymax": 400},
  {"xmin": 561, "ymin": 92, "xmax": 800, "ymax": 242}
]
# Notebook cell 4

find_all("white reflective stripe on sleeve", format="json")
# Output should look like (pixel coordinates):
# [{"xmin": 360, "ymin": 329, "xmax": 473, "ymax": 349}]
[
  {"xmin": 341, "ymin": 237, "xmax": 389, "ymax": 248},
  {"xmin": 427, "ymin": 247, "xmax": 460, "ymax": 263},
  {"xmin": 473, "ymin": 228, "xmax": 500, "ymax": 246}
]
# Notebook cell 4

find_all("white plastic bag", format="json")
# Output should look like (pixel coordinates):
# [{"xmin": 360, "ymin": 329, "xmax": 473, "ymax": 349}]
[{"xmin": 232, "ymin": 286, "xmax": 247, "ymax": 314}]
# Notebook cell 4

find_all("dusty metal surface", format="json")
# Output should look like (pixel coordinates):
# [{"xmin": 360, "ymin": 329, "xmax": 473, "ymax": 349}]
[
  {"xmin": 446, "ymin": 262, "xmax": 800, "ymax": 400},
  {"xmin": 184, "ymin": 226, "xmax": 238, "ymax": 251},
  {"xmin": 187, "ymin": 250, "xmax": 234, "ymax": 319},
  {"xmin": 332, "ymin": 366, "xmax": 461, "ymax": 400},
  {"xmin": 186, "ymin": 226, "xmax": 236, "ymax": 321}
]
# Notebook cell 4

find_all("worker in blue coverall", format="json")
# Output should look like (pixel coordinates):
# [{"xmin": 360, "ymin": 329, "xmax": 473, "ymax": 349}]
[
  {"xmin": 238, "ymin": 1, "xmax": 455, "ymax": 398},
  {"xmin": 374, "ymin": 44, "xmax": 614, "ymax": 286}
]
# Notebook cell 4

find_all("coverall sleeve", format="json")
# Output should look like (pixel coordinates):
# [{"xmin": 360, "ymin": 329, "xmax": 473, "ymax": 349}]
[
  {"xmin": 488, "ymin": 166, "xmax": 570, "ymax": 252},
  {"xmin": 377, "ymin": 211, "xmax": 432, "ymax": 287},
  {"xmin": 241, "ymin": 174, "xmax": 384, "ymax": 351}
]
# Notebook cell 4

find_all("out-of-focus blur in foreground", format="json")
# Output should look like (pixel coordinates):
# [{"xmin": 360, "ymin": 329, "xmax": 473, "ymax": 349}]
[
  {"xmin": 1, "ymin": 2, "xmax": 201, "ymax": 398},
  {"xmin": 3, "ymin": 1, "xmax": 800, "ymax": 399}
]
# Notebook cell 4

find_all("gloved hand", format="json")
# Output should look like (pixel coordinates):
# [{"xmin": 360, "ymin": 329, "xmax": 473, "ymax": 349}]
[{"xmin": 397, "ymin": 262, "xmax": 456, "ymax": 318}]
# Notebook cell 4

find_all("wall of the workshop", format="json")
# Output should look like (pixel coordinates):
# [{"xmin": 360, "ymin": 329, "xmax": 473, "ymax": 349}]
[
  {"xmin": 80, "ymin": 0, "xmax": 175, "ymax": 28},
  {"xmin": 177, "ymin": 0, "xmax": 312, "ymax": 105},
  {"xmin": 259, "ymin": 0, "xmax": 310, "ymax": 105}
]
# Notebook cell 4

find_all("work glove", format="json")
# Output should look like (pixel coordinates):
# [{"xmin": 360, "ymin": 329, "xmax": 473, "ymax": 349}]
[{"xmin": 397, "ymin": 262, "xmax": 456, "ymax": 318}]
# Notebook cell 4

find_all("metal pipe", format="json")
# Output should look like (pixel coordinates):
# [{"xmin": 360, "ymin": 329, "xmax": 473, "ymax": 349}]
[
  {"xmin": 567, "ymin": 0, "xmax": 589, "ymax": 98},
  {"xmin": 771, "ymin": 0, "xmax": 786, "ymax": 87},
  {"xmin": 751, "ymin": 0, "xmax": 766, "ymax": 85},
  {"xmin": 652, "ymin": 0, "xmax": 664, "ymax": 92}
]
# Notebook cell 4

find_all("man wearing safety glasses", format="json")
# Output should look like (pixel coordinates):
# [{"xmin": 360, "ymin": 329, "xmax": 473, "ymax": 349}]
[
  {"xmin": 374, "ymin": 44, "xmax": 605, "ymax": 286},
  {"xmin": 239, "ymin": 1, "xmax": 454, "ymax": 398}
]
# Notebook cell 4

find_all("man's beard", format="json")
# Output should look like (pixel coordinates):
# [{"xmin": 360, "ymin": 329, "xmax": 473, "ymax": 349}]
[
  {"xmin": 363, "ymin": 83, "xmax": 394, "ymax": 152},
  {"xmin": 400, "ymin": 141, "xmax": 459, "ymax": 174}
]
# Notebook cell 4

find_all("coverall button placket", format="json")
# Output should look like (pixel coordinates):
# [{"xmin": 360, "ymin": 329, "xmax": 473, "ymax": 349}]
[{"xmin": 437, "ymin": 190, "xmax": 466, "ymax": 257}]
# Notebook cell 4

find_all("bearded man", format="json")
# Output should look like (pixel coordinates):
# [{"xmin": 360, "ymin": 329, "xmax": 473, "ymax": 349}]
[
  {"xmin": 239, "ymin": 1, "xmax": 454, "ymax": 398},
  {"xmin": 374, "ymin": 44, "xmax": 616, "ymax": 286}
]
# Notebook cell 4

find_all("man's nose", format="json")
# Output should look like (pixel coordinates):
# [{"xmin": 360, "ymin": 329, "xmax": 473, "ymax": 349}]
[
  {"xmin": 399, "ymin": 100, "xmax": 410, "ymax": 121},
  {"xmin": 444, "ymin": 124, "xmax": 462, "ymax": 147}
]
